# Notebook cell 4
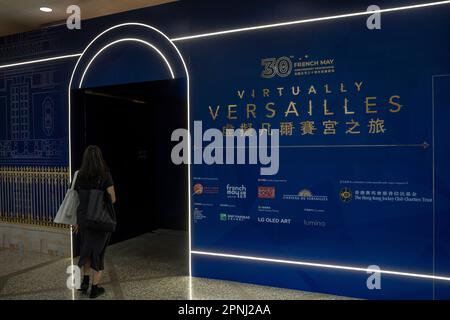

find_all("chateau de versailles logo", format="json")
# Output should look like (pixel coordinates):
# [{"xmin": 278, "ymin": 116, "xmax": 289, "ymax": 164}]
[
  {"xmin": 282, "ymin": 188, "xmax": 329, "ymax": 201},
  {"xmin": 298, "ymin": 189, "xmax": 313, "ymax": 197},
  {"xmin": 261, "ymin": 54, "xmax": 335, "ymax": 79}
]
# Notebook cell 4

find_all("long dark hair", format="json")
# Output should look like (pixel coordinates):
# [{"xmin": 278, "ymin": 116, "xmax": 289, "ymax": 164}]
[{"xmin": 78, "ymin": 145, "xmax": 108, "ymax": 185}]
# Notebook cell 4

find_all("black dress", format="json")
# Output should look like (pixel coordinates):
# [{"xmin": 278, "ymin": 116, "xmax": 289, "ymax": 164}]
[{"xmin": 75, "ymin": 172, "xmax": 114, "ymax": 272}]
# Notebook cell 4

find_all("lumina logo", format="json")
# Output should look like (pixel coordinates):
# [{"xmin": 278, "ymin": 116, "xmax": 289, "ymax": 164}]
[{"xmin": 171, "ymin": 121, "xmax": 280, "ymax": 175}]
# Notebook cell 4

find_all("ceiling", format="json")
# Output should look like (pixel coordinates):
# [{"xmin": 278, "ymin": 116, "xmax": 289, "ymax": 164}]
[{"xmin": 0, "ymin": 0, "xmax": 177, "ymax": 37}]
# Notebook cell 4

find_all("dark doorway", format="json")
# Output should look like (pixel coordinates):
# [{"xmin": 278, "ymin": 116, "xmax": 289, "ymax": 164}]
[{"xmin": 71, "ymin": 79, "xmax": 188, "ymax": 244}]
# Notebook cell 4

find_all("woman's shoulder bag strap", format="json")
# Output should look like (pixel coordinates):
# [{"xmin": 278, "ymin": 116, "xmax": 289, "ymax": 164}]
[{"xmin": 70, "ymin": 170, "xmax": 79, "ymax": 190}]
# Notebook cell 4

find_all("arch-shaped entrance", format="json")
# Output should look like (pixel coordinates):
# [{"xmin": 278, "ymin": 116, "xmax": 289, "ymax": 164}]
[
  {"xmin": 68, "ymin": 23, "xmax": 191, "ymax": 278},
  {"xmin": 68, "ymin": 22, "xmax": 190, "ymax": 170}
]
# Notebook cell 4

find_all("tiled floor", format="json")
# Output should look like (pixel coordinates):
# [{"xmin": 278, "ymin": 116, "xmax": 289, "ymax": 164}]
[{"xmin": 0, "ymin": 230, "xmax": 350, "ymax": 300}]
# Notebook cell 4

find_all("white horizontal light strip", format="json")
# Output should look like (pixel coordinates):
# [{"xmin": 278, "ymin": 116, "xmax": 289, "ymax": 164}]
[
  {"xmin": 192, "ymin": 250, "xmax": 450, "ymax": 281},
  {"xmin": 171, "ymin": 0, "xmax": 450, "ymax": 41},
  {"xmin": 1, "ymin": 1, "xmax": 449, "ymax": 70},
  {"xmin": 79, "ymin": 38, "xmax": 175, "ymax": 87},
  {"xmin": 0, "ymin": 54, "xmax": 81, "ymax": 69}
]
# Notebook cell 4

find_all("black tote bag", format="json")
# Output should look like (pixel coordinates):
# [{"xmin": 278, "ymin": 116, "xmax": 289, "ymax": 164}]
[{"xmin": 84, "ymin": 189, "xmax": 117, "ymax": 232}]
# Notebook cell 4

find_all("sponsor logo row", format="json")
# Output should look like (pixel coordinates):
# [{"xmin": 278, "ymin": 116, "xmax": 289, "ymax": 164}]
[
  {"xmin": 218, "ymin": 213, "xmax": 326, "ymax": 227},
  {"xmin": 194, "ymin": 182, "xmax": 428, "ymax": 205},
  {"xmin": 193, "ymin": 183, "xmax": 330, "ymax": 201},
  {"xmin": 219, "ymin": 212, "xmax": 292, "ymax": 225}
]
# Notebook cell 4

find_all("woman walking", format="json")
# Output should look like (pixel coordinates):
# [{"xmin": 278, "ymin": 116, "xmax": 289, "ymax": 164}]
[{"xmin": 74, "ymin": 145, "xmax": 116, "ymax": 299}]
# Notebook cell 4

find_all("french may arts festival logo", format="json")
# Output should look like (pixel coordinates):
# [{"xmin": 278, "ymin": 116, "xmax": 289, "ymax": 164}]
[
  {"xmin": 226, "ymin": 184, "xmax": 247, "ymax": 199},
  {"xmin": 261, "ymin": 54, "xmax": 335, "ymax": 79}
]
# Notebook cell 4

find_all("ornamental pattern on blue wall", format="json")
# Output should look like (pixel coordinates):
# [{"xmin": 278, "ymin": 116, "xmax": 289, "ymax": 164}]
[{"xmin": 0, "ymin": 61, "xmax": 72, "ymax": 166}]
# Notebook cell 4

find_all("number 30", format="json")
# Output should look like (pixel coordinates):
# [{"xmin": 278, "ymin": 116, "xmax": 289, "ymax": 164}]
[{"xmin": 261, "ymin": 57, "xmax": 292, "ymax": 78}]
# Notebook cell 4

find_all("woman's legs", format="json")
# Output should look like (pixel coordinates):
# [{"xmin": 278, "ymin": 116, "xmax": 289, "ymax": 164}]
[
  {"xmin": 92, "ymin": 270, "xmax": 102, "ymax": 285},
  {"xmin": 90, "ymin": 269, "xmax": 105, "ymax": 298},
  {"xmin": 79, "ymin": 258, "xmax": 91, "ymax": 293},
  {"xmin": 83, "ymin": 258, "xmax": 91, "ymax": 275},
  {"xmin": 89, "ymin": 233, "xmax": 109, "ymax": 298}
]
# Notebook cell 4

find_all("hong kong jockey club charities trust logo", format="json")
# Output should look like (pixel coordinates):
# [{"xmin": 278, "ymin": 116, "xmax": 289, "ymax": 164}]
[
  {"xmin": 258, "ymin": 186, "xmax": 275, "ymax": 199},
  {"xmin": 340, "ymin": 187, "xmax": 353, "ymax": 202}
]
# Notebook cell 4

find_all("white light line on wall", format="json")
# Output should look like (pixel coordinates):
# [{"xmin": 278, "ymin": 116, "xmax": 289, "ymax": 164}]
[
  {"xmin": 70, "ymin": 225, "xmax": 75, "ymax": 300},
  {"xmin": 432, "ymin": 75, "xmax": 436, "ymax": 298},
  {"xmin": 429, "ymin": 74, "xmax": 450, "ymax": 297},
  {"xmin": 0, "ymin": 1, "xmax": 449, "ymax": 71},
  {"xmin": 191, "ymin": 250, "xmax": 450, "ymax": 281},
  {"xmin": 78, "ymin": 38, "xmax": 175, "ymax": 87},
  {"xmin": 171, "ymin": 0, "xmax": 450, "ymax": 41},
  {"xmin": 1, "ymin": 1, "xmax": 449, "ymax": 70},
  {"xmin": 0, "ymin": 54, "xmax": 81, "ymax": 69}
]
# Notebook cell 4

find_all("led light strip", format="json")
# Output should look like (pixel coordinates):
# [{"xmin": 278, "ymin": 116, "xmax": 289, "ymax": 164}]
[
  {"xmin": 192, "ymin": 250, "xmax": 450, "ymax": 281},
  {"xmin": 430, "ymin": 73, "xmax": 450, "ymax": 296},
  {"xmin": 70, "ymin": 225, "xmax": 75, "ymax": 300},
  {"xmin": 0, "ymin": 0, "xmax": 449, "ymax": 71},
  {"xmin": 171, "ymin": 0, "xmax": 450, "ymax": 41},
  {"xmin": 0, "ymin": 1, "xmax": 449, "ymax": 70},
  {"xmin": 79, "ymin": 38, "xmax": 175, "ymax": 87}
]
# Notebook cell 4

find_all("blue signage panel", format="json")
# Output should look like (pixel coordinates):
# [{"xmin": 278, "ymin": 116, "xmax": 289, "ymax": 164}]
[{"xmin": 185, "ymin": 8, "xmax": 450, "ymax": 299}]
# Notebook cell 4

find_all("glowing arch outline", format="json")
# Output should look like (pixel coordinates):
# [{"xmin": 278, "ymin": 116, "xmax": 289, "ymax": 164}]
[
  {"xmin": 79, "ymin": 38, "xmax": 175, "ymax": 87},
  {"xmin": 67, "ymin": 23, "xmax": 192, "ymax": 299}
]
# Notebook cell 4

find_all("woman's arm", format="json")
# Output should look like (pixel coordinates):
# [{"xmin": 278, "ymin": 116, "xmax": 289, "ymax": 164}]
[{"xmin": 107, "ymin": 186, "xmax": 116, "ymax": 204}]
